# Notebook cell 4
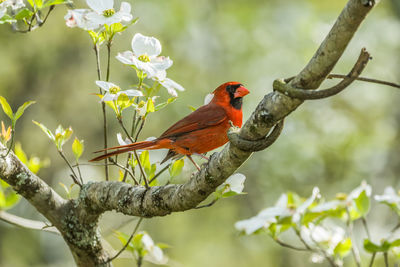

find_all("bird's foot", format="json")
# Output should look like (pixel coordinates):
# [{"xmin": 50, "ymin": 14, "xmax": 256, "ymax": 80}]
[
  {"xmin": 194, "ymin": 153, "xmax": 209, "ymax": 161},
  {"xmin": 187, "ymin": 155, "xmax": 201, "ymax": 171}
]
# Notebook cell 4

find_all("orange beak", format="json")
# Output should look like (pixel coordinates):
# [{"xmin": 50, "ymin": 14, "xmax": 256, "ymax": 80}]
[{"xmin": 234, "ymin": 86, "xmax": 250, "ymax": 98}]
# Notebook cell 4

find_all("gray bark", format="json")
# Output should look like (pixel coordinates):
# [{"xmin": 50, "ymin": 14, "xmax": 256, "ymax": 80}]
[{"xmin": 0, "ymin": 0, "xmax": 376, "ymax": 266}]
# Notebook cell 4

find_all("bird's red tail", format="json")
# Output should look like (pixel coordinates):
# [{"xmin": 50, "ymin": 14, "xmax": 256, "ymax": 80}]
[{"xmin": 89, "ymin": 140, "xmax": 158, "ymax": 162}]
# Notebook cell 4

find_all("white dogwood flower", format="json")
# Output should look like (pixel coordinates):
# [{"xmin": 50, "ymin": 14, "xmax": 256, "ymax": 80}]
[
  {"xmin": 116, "ymin": 33, "xmax": 173, "ymax": 78},
  {"xmin": 64, "ymin": 9, "xmax": 99, "ymax": 30},
  {"xmin": 152, "ymin": 70, "xmax": 184, "ymax": 97},
  {"xmin": 96, "ymin": 81, "xmax": 142, "ymax": 101},
  {"xmin": 0, "ymin": 0, "xmax": 24, "ymax": 18},
  {"xmin": 86, "ymin": 0, "xmax": 132, "ymax": 26},
  {"xmin": 141, "ymin": 232, "xmax": 168, "ymax": 265}
]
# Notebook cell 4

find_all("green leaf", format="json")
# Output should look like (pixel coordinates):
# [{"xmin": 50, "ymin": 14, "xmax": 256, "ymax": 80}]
[
  {"xmin": 188, "ymin": 105, "xmax": 197, "ymax": 112},
  {"xmin": 146, "ymin": 163, "xmax": 157, "ymax": 180},
  {"xmin": 27, "ymin": 0, "xmax": 35, "ymax": 7},
  {"xmin": 0, "ymin": 190, "xmax": 5, "ymax": 208},
  {"xmin": 146, "ymin": 98, "xmax": 155, "ymax": 113},
  {"xmin": 59, "ymin": 182, "xmax": 75, "ymax": 199},
  {"xmin": 354, "ymin": 190, "xmax": 370, "ymax": 217},
  {"xmin": 0, "ymin": 96, "xmax": 14, "ymax": 121},
  {"xmin": 14, "ymin": 142, "xmax": 28, "ymax": 164},
  {"xmin": 364, "ymin": 239, "xmax": 391, "ymax": 253},
  {"xmin": 334, "ymin": 238, "xmax": 352, "ymax": 258},
  {"xmin": 27, "ymin": 156, "xmax": 49, "ymax": 174},
  {"xmin": 132, "ymin": 232, "xmax": 145, "ymax": 251},
  {"xmin": 72, "ymin": 138, "xmax": 84, "ymax": 161},
  {"xmin": 117, "ymin": 93, "xmax": 134, "ymax": 111},
  {"xmin": 169, "ymin": 159, "xmax": 184, "ymax": 178},
  {"xmin": 43, "ymin": 0, "xmax": 72, "ymax": 7},
  {"xmin": 390, "ymin": 239, "xmax": 400, "ymax": 247},
  {"xmin": 139, "ymin": 151, "xmax": 151, "ymax": 174},
  {"xmin": 4, "ymin": 190, "xmax": 20, "ymax": 209},
  {"xmin": 15, "ymin": 8, "xmax": 35, "ymax": 20},
  {"xmin": 34, "ymin": 0, "xmax": 43, "ymax": 8},
  {"xmin": 155, "ymin": 98, "xmax": 176, "ymax": 111},
  {"xmin": 33, "ymin": 120, "xmax": 55, "ymax": 141},
  {"xmin": 0, "ymin": 179, "xmax": 10, "ymax": 189},
  {"xmin": 55, "ymin": 125, "xmax": 73, "ymax": 150},
  {"xmin": 0, "ymin": 184, "xmax": 20, "ymax": 210},
  {"xmin": 14, "ymin": 101, "xmax": 35, "ymax": 121},
  {"xmin": 0, "ymin": 14, "xmax": 17, "ymax": 24}
]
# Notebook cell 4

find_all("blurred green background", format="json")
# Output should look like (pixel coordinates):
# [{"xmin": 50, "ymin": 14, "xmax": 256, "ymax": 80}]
[{"xmin": 0, "ymin": 0, "xmax": 399, "ymax": 266}]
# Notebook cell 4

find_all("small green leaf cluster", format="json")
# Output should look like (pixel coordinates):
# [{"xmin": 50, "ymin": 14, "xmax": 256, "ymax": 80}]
[
  {"xmin": 0, "ymin": 96, "xmax": 35, "ymax": 130},
  {"xmin": 0, "ymin": 96, "xmax": 35, "ymax": 154},
  {"xmin": 32, "ymin": 121, "xmax": 85, "ymax": 186},
  {"xmin": 32, "ymin": 121, "xmax": 73, "ymax": 151},
  {"xmin": 0, "ymin": 0, "xmax": 70, "ymax": 31}
]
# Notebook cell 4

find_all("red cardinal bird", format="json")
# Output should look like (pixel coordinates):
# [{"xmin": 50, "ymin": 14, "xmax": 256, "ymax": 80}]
[{"xmin": 90, "ymin": 82, "xmax": 249, "ymax": 169}]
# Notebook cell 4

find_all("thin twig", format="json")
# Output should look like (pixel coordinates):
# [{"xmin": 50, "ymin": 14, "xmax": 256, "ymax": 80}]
[
  {"xmin": 301, "ymin": 228, "xmax": 338, "ymax": 267},
  {"xmin": 149, "ymin": 164, "xmax": 169, "ymax": 184},
  {"xmin": 75, "ymin": 161, "xmax": 83, "ymax": 185},
  {"xmin": 134, "ymin": 150, "xmax": 149, "ymax": 188},
  {"xmin": 195, "ymin": 199, "xmax": 218, "ymax": 209},
  {"xmin": 346, "ymin": 208, "xmax": 361, "ymax": 267},
  {"xmin": 362, "ymin": 217, "xmax": 376, "ymax": 267},
  {"xmin": 94, "ymin": 44, "xmax": 109, "ymax": 181},
  {"xmin": 327, "ymin": 74, "xmax": 400, "ymax": 89},
  {"xmin": 105, "ymin": 217, "xmax": 143, "ymax": 264},
  {"xmin": 109, "ymin": 158, "xmax": 139, "ymax": 185},
  {"xmin": 390, "ymin": 222, "xmax": 400, "ymax": 233},
  {"xmin": 134, "ymin": 119, "xmax": 145, "ymax": 141},
  {"xmin": 4, "ymin": 129, "xmax": 14, "ymax": 157},
  {"xmin": 368, "ymin": 252, "xmax": 376, "ymax": 267},
  {"xmin": 0, "ymin": 211, "xmax": 60, "ymax": 235},
  {"xmin": 118, "ymin": 119, "xmax": 149, "ymax": 188},
  {"xmin": 27, "ymin": 12, "xmax": 36, "ymax": 32},
  {"xmin": 106, "ymin": 42, "xmax": 112, "ymax": 82},
  {"xmin": 39, "ymin": 5, "xmax": 55, "ymax": 26},
  {"xmin": 361, "ymin": 217, "xmax": 371, "ymax": 239},
  {"xmin": 384, "ymin": 252, "xmax": 389, "ymax": 267},
  {"xmin": 274, "ymin": 237, "xmax": 309, "ymax": 251},
  {"xmin": 58, "ymin": 151, "xmax": 81, "ymax": 187}
]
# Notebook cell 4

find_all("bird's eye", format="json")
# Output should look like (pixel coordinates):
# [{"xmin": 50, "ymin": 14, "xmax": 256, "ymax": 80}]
[{"xmin": 226, "ymin": 84, "xmax": 242, "ymax": 94}]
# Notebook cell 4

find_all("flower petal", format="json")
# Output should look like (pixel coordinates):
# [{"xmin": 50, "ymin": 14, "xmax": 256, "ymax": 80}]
[
  {"xmin": 159, "ymin": 78, "xmax": 184, "ymax": 97},
  {"xmin": 0, "ymin": 8, "xmax": 6, "ymax": 19},
  {"xmin": 86, "ymin": 0, "xmax": 113, "ymax": 13},
  {"xmin": 150, "ymin": 56, "xmax": 173, "ymax": 72},
  {"xmin": 65, "ymin": 9, "xmax": 100, "ymax": 30},
  {"xmin": 119, "ymin": 2, "xmax": 132, "ymax": 22},
  {"xmin": 204, "ymin": 93, "xmax": 214, "ymax": 105},
  {"xmin": 95, "ymin": 81, "xmax": 116, "ymax": 91},
  {"xmin": 102, "ymin": 93, "xmax": 116, "ymax": 101},
  {"xmin": 117, "ymin": 133, "xmax": 131, "ymax": 146},
  {"xmin": 123, "ymin": 89, "xmax": 143, "ymax": 97},
  {"xmin": 116, "ymin": 51, "xmax": 135, "ymax": 65},
  {"xmin": 131, "ymin": 33, "xmax": 162, "ymax": 57}
]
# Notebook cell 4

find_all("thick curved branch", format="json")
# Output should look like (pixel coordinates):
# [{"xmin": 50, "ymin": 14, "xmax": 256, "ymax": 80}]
[
  {"xmin": 76, "ymin": 0, "xmax": 375, "ymax": 218},
  {"xmin": 273, "ymin": 48, "xmax": 371, "ymax": 99},
  {"xmin": 0, "ymin": 143, "xmax": 67, "ymax": 226}
]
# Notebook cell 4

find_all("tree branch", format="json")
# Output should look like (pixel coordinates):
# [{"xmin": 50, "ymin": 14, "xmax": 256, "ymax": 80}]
[
  {"xmin": 0, "ymin": 210, "xmax": 60, "ymax": 235},
  {"xmin": 0, "ymin": 143, "xmax": 67, "ymax": 224},
  {"xmin": 76, "ymin": 0, "xmax": 375, "ymax": 218}
]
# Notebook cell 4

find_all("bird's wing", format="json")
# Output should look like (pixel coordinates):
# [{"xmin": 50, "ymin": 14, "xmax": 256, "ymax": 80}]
[{"xmin": 160, "ymin": 103, "xmax": 227, "ymax": 139}]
